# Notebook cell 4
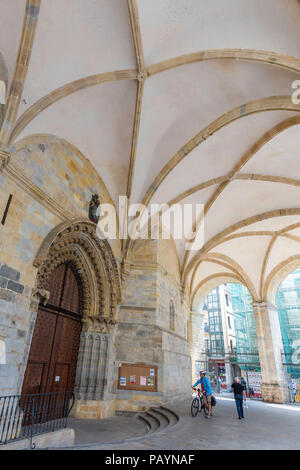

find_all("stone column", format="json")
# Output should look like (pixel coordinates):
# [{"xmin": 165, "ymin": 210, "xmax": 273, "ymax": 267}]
[
  {"xmin": 71, "ymin": 325, "xmax": 116, "ymax": 419},
  {"xmin": 189, "ymin": 309, "xmax": 205, "ymax": 380},
  {"xmin": 73, "ymin": 332, "xmax": 110, "ymax": 401},
  {"xmin": 252, "ymin": 302, "xmax": 289, "ymax": 403},
  {"xmin": 225, "ymin": 362, "xmax": 233, "ymax": 390}
]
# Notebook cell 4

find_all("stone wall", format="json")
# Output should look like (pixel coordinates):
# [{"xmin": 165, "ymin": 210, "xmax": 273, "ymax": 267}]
[
  {"xmin": 157, "ymin": 268, "xmax": 191, "ymax": 398},
  {"xmin": 0, "ymin": 137, "xmax": 193, "ymax": 415},
  {"xmin": 0, "ymin": 262, "xmax": 33, "ymax": 395},
  {"xmin": 161, "ymin": 331, "xmax": 191, "ymax": 396},
  {"xmin": 0, "ymin": 165, "xmax": 59, "ymax": 395},
  {"xmin": 0, "ymin": 135, "xmax": 120, "ymax": 398},
  {"xmin": 10, "ymin": 136, "xmax": 112, "ymax": 218},
  {"xmin": 115, "ymin": 238, "xmax": 191, "ymax": 411}
]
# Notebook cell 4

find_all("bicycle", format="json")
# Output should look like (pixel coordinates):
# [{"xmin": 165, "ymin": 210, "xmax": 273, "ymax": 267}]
[{"xmin": 191, "ymin": 387, "xmax": 208, "ymax": 417}]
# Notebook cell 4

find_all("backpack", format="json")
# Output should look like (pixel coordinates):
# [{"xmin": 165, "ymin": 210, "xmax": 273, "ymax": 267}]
[{"xmin": 211, "ymin": 395, "xmax": 217, "ymax": 407}]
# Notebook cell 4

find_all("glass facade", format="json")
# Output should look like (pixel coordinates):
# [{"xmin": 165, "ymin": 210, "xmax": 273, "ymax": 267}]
[
  {"xmin": 229, "ymin": 283, "xmax": 259, "ymax": 371},
  {"xmin": 204, "ymin": 287, "xmax": 225, "ymax": 357},
  {"xmin": 276, "ymin": 269, "xmax": 300, "ymax": 379},
  {"xmin": 201, "ymin": 283, "xmax": 261, "ymax": 379}
]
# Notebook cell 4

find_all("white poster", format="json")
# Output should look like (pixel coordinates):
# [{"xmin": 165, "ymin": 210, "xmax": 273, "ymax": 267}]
[
  {"xmin": 120, "ymin": 376, "xmax": 126, "ymax": 386},
  {"xmin": 243, "ymin": 371, "xmax": 262, "ymax": 397}
]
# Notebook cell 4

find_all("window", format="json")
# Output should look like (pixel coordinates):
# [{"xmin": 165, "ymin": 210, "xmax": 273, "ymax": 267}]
[
  {"xmin": 169, "ymin": 300, "xmax": 175, "ymax": 332},
  {"xmin": 227, "ymin": 316, "xmax": 231, "ymax": 329},
  {"xmin": 225, "ymin": 294, "xmax": 230, "ymax": 307}
]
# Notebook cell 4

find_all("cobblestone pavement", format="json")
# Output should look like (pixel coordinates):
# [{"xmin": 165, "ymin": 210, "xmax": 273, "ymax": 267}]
[{"xmin": 60, "ymin": 395, "xmax": 300, "ymax": 450}]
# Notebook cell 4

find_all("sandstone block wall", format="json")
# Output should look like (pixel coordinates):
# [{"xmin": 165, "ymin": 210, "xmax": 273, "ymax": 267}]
[
  {"xmin": 0, "ymin": 137, "xmax": 194, "ymax": 415},
  {"xmin": 0, "ymin": 135, "xmax": 119, "ymax": 397},
  {"xmin": 0, "ymin": 168, "xmax": 59, "ymax": 395},
  {"xmin": 115, "ymin": 238, "xmax": 191, "ymax": 410}
]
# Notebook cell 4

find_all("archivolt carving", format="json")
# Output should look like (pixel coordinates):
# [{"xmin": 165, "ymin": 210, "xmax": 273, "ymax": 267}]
[{"xmin": 33, "ymin": 219, "xmax": 121, "ymax": 333}]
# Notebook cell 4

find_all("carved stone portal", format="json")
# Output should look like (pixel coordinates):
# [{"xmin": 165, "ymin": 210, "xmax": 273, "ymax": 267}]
[{"xmin": 32, "ymin": 219, "xmax": 121, "ymax": 403}]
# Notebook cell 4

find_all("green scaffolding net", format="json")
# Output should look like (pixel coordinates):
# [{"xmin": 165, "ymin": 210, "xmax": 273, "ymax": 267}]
[
  {"xmin": 229, "ymin": 283, "xmax": 260, "ymax": 372},
  {"xmin": 276, "ymin": 269, "xmax": 300, "ymax": 380}
]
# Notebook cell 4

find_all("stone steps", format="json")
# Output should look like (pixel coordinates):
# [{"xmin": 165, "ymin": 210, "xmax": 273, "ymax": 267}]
[
  {"xmin": 136, "ymin": 405, "xmax": 179, "ymax": 435},
  {"xmin": 45, "ymin": 405, "xmax": 180, "ymax": 449},
  {"xmin": 148, "ymin": 407, "xmax": 169, "ymax": 430}
]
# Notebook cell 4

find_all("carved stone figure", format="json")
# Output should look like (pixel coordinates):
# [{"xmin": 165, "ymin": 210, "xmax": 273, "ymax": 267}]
[{"xmin": 88, "ymin": 194, "xmax": 100, "ymax": 224}]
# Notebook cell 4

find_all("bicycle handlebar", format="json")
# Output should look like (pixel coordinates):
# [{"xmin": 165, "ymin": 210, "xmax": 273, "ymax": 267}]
[{"xmin": 192, "ymin": 387, "xmax": 202, "ymax": 394}]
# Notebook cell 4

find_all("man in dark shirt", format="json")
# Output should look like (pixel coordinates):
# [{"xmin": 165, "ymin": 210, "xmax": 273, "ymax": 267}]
[{"xmin": 231, "ymin": 377, "xmax": 246, "ymax": 419}]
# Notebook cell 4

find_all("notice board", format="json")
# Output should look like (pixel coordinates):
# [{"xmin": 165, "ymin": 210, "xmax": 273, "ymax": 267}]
[{"xmin": 118, "ymin": 363, "xmax": 158, "ymax": 392}]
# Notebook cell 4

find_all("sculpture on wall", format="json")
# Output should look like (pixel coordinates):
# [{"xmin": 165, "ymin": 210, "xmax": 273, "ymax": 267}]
[{"xmin": 88, "ymin": 194, "xmax": 100, "ymax": 224}]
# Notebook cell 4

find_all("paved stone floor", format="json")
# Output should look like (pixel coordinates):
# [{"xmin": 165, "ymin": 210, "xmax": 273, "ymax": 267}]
[
  {"xmin": 68, "ymin": 414, "xmax": 147, "ymax": 447},
  {"xmin": 64, "ymin": 395, "xmax": 300, "ymax": 450}
]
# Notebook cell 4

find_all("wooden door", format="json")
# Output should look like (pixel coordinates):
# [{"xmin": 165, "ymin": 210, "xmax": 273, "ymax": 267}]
[{"xmin": 22, "ymin": 263, "xmax": 83, "ymax": 396}]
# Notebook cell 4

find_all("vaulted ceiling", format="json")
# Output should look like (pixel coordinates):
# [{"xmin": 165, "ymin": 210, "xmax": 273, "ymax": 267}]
[{"xmin": 1, "ymin": 0, "xmax": 300, "ymax": 302}]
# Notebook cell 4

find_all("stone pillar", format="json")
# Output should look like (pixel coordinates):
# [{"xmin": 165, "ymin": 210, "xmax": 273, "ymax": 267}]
[
  {"xmin": 225, "ymin": 362, "xmax": 233, "ymax": 390},
  {"xmin": 72, "ymin": 330, "xmax": 115, "ymax": 419},
  {"xmin": 74, "ymin": 332, "xmax": 111, "ymax": 400},
  {"xmin": 252, "ymin": 302, "xmax": 289, "ymax": 403},
  {"xmin": 189, "ymin": 310, "xmax": 196, "ymax": 380},
  {"xmin": 190, "ymin": 309, "xmax": 206, "ymax": 380}
]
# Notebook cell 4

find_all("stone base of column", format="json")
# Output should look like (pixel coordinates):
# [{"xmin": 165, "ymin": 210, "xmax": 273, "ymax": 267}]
[
  {"xmin": 115, "ymin": 394, "xmax": 164, "ymax": 413},
  {"xmin": 70, "ymin": 399, "xmax": 115, "ymax": 420},
  {"xmin": 261, "ymin": 383, "xmax": 289, "ymax": 404}
]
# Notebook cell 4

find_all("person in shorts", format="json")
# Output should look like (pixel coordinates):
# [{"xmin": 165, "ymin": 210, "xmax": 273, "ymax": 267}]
[{"xmin": 193, "ymin": 371, "xmax": 213, "ymax": 418}]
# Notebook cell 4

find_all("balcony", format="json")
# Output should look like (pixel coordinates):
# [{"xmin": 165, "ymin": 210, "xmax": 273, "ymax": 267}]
[{"xmin": 206, "ymin": 347, "xmax": 225, "ymax": 358}]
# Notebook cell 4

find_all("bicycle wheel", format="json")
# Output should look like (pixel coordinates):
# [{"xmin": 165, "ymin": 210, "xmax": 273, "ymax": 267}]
[
  {"xmin": 191, "ymin": 397, "xmax": 199, "ymax": 417},
  {"xmin": 200, "ymin": 397, "xmax": 208, "ymax": 416}
]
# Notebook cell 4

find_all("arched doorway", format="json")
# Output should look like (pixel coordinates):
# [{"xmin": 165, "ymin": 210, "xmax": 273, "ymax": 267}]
[
  {"xmin": 22, "ymin": 262, "xmax": 83, "ymax": 395},
  {"xmin": 191, "ymin": 277, "xmax": 261, "ymax": 396},
  {"xmin": 21, "ymin": 219, "xmax": 121, "ymax": 419}
]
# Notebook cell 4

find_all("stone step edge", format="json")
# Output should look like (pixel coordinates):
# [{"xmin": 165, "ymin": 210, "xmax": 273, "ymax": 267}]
[
  {"xmin": 144, "ymin": 411, "xmax": 161, "ymax": 430},
  {"xmin": 149, "ymin": 407, "xmax": 170, "ymax": 426},
  {"xmin": 136, "ymin": 413, "xmax": 152, "ymax": 432},
  {"xmin": 137, "ymin": 406, "xmax": 180, "ymax": 437},
  {"xmin": 159, "ymin": 405, "xmax": 180, "ymax": 424}
]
